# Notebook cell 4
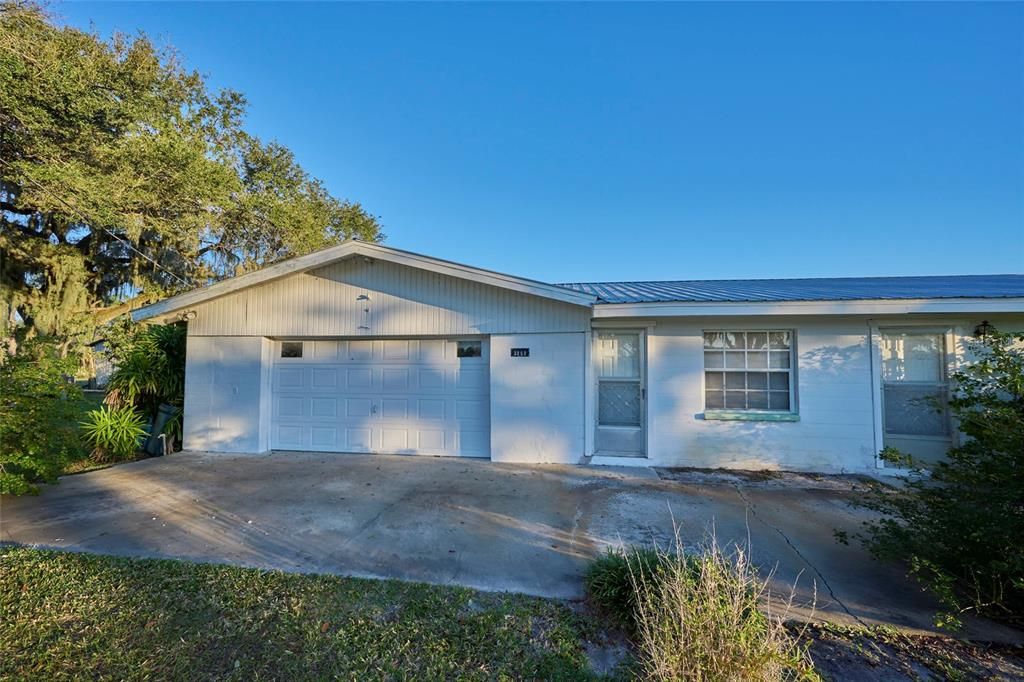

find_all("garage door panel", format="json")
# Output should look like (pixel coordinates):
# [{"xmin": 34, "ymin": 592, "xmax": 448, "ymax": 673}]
[
  {"xmin": 346, "ymin": 398, "xmax": 372, "ymax": 418},
  {"xmin": 343, "ymin": 368, "xmax": 370, "ymax": 389},
  {"xmin": 456, "ymin": 369, "xmax": 487, "ymax": 390},
  {"xmin": 347, "ymin": 340, "xmax": 373, "ymax": 361},
  {"xmin": 271, "ymin": 337, "xmax": 489, "ymax": 457},
  {"xmin": 418, "ymin": 368, "xmax": 446, "ymax": 390},
  {"xmin": 458, "ymin": 430, "xmax": 489, "ymax": 456},
  {"xmin": 311, "ymin": 368, "xmax": 338, "ymax": 388},
  {"xmin": 382, "ymin": 368, "xmax": 410, "ymax": 391},
  {"xmin": 277, "ymin": 425, "xmax": 304, "ymax": 448},
  {"xmin": 417, "ymin": 399, "xmax": 445, "ymax": 420},
  {"xmin": 276, "ymin": 367, "xmax": 305, "ymax": 389},
  {"xmin": 381, "ymin": 398, "xmax": 408, "ymax": 419},
  {"xmin": 311, "ymin": 398, "xmax": 337, "ymax": 418},
  {"xmin": 311, "ymin": 341, "xmax": 339, "ymax": 360},
  {"xmin": 311, "ymin": 427, "xmax": 337, "ymax": 448},
  {"xmin": 382, "ymin": 429, "xmax": 409, "ymax": 451}
]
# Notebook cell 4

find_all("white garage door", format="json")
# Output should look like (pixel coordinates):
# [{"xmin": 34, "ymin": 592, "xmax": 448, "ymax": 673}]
[{"xmin": 271, "ymin": 338, "xmax": 490, "ymax": 458}]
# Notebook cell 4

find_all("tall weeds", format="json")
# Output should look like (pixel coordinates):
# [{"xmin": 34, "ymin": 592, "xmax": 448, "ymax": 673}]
[{"xmin": 624, "ymin": 532, "xmax": 817, "ymax": 681}]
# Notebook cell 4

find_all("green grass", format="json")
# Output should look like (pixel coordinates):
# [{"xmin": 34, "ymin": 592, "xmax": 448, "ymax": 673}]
[{"xmin": 0, "ymin": 547, "xmax": 618, "ymax": 680}]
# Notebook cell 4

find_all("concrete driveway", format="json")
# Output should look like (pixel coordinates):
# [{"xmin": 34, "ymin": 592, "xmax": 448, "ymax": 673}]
[{"xmin": 0, "ymin": 451, "xmax": 1015, "ymax": 641}]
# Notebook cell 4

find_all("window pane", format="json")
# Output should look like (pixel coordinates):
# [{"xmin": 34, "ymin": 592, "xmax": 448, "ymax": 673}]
[
  {"xmin": 746, "ymin": 332, "xmax": 767, "ymax": 350},
  {"xmin": 747, "ymin": 352, "xmax": 768, "ymax": 369},
  {"xmin": 704, "ymin": 351, "xmax": 724, "ymax": 369},
  {"xmin": 704, "ymin": 332, "xmax": 726, "ymax": 349},
  {"xmin": 723, "ymin": 332, "xmax": 743, "ymax": 349},
  {"xmin": 769, "ymin": 351, "xmax": 790, "ymax": 369},
  {"xmin": 705, "ymin": 372, "xmax": 724, "ymax": 390},
  {"xmin": 883, "ymin": 385, "xmax": 948, "ymax": 436},
  {"xmin": 769, "ymin": 392, "xmax": 790, "ymax": 410},
  {"xmin": 881, "ymin": 333, "xmax": 943, "ymax": 383},
  {"xmin": 281, "ymin": 342, "xmax": 303, "ymax": 358},
  {"xmin": 725, "ymin": 391, "xmax": 747, "ymax": 409},
  {"xmin": 597, "ymin": 333, "xmax": 640, "ymax": 378},
  {"xmin": 598, "ymin": 381, "xmax": 641, "ymax": 426},
  {"xmin": 705, "ymin": 390, "xmax": 725, "ymax": 409},
  {"xmin": 457, "ymin": 340, "xmax": 482, "ymax": 358},
  {"xmin": 725, "ymin": 351, "xmax": 746, "ymax": 369},
  {"xmin": 747, "ymin": 391, "xmax": 769, "ymax": 409},
  {"xmin": 725, "ymin": 373, "xmax": 745, "ymax": 389},
  {"xmin": 769, "ymin": 373, "xmax": 789, "ymax": 391},
  {"xmin": 769, "ymin": 331, "xmax": 791, "ymax": 349},
  {"xmin": 747, "ymin": 372, "xmax": 768, "ymax": 390}
]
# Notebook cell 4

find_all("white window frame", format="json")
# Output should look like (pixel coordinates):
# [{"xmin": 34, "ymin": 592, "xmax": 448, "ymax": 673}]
[
  {"xmin": 869, "ymin": 323, "xmax": 961, "ymax": 469},
  {"xmin": 702, "ymin": 329, "xmax": 798, "ymax": 417}
]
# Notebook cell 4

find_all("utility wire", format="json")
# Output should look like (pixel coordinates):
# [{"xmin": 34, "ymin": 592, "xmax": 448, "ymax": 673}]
[{"xmin": 0, "ymin": 158, "xmax": 191, "ymax": 286}]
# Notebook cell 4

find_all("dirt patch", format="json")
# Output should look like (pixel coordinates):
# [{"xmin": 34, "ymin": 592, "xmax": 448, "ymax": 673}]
[
  {"xmin": 655, "ymin": 466, "xmax": 887, "ymax": 492},
  {"xmin": 798, "ymin": 623, "xmax": 1024, "ymax": 681}
]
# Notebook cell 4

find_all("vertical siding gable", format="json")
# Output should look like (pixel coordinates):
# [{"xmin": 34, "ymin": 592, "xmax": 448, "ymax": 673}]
[{"xmin": 189, "ymin": 257, "xmax": 590, "ymax": 336}]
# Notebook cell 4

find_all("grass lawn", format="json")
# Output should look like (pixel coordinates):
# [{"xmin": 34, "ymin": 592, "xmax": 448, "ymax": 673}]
[{"xmin": 0, "ymin": 547, "xmax": 624, "ymax": 680}]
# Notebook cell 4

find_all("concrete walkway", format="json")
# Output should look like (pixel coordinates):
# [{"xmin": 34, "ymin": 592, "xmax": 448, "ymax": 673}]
[{"xmin": 1, "ymin": 451, "xmax": 1017, "ymax": 641}]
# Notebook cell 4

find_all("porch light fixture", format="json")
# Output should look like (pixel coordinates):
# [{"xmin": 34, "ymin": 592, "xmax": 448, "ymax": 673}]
[{"xmin": 973, "ymin": 320, "xmax": 994, "ymax": 340}]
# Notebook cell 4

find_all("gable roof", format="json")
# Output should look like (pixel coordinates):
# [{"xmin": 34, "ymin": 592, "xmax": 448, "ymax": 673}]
[
  {"xmin": 131, "ymin": 240, "xmax": 597, "ymax": 321},
  {"xmin": 557, "ymin": 274, "xmax": 1024, "ymax": 304}
]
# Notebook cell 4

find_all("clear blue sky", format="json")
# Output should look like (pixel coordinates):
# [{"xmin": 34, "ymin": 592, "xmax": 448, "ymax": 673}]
[{"xmin": 58, "ymin": 2, "xmax": 1023, "ymax": 283}]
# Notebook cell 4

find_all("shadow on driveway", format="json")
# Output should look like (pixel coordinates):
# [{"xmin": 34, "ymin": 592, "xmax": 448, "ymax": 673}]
[{"xmin": 1, "ymin": 450, "xmax": 1017, "ymax": 642}]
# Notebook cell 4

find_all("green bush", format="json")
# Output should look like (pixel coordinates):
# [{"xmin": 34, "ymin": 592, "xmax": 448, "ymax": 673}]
[
  {"xmin": 0, "ymin": 340, "xmax": 90, "ymax": 495},
  {"xmin": 80, "ymin": 406, "xmax": 148, "ymax": 462},
  {"xmin": 858, "ymin": 330, "xmax": 1024, "ymax": 628},
  {"xmin": 104, "ymin": 321, "xmax": 185, "ymax": 440},
  {"xmin": 585, "ymin": 547, "xmax": 675, "ymax": 630}
]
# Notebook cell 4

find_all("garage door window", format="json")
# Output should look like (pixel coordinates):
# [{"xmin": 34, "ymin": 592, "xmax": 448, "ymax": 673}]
[
  {"xmin": 281, "ymin": 341, "xmax": 303, "ymax": 358},
  {"xmin": 457, "ymin": 340, "xmax": 482, "ymax": 358}
]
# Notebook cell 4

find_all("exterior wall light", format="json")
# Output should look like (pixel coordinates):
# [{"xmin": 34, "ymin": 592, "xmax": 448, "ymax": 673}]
[{"xmin": 973, "ymin": 320, "xmax": 994, "ymax": 340}]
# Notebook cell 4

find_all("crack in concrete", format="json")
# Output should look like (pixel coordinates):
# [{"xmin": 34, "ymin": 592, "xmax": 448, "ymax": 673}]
[
  {"xmin": 732, "ymin": 483, "xmax": 868, "ymax": 628},
  {"xmin": 569, "ymin": 504, "xmax": 583, "ymax": 548}
]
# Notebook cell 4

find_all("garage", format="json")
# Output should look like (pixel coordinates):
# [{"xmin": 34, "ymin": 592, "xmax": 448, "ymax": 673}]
[{"xmin": 270, "ymin": 337, "xmax": 490, "ymax": 457}]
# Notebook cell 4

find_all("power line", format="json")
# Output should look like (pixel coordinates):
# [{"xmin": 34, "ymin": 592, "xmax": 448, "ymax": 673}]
[{"xmin": 0, "ymin": 159, "xmax": 191, "ymax": 286}]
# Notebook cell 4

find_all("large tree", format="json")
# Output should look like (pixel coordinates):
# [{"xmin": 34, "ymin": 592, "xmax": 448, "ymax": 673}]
[{"xmin": 0, "ymin": 2, "xmax": 381, "ymax": 353}]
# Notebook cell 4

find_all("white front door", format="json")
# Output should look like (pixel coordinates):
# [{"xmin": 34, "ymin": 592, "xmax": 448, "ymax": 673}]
[
  {"xmin": 594, "ymin": 330, "xmax": 646, "ymax": 456},
  {"xmin": 271, "ymin": 338, "xmax": 490, "ymax": 457},
  {"xmin": 879, "ymin": 330, "xmax": 952, "ymax": 467}
]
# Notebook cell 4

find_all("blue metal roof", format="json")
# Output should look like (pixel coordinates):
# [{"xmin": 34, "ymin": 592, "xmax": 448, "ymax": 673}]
[{"xmin": 556, "ymin": 274, "xmax": 1024, "ymax": 304}]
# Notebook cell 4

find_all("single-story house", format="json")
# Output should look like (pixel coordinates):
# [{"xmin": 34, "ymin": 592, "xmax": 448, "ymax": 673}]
[{"xmin": 132, "ymin": 241, "xmax": 1024, "ymax": 473}]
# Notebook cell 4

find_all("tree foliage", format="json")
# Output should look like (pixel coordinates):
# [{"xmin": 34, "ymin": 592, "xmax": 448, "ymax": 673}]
[
  {"xmin": 0, "ymin": 338, "xmax": 88, "ymax": 494},
  {"xmin": 857, "ymin": 331, "xmax": 1024, "ymax": 628},
  {"xmin": 0, "ymin": 2, "xmax": 381, "ymax": 354}
]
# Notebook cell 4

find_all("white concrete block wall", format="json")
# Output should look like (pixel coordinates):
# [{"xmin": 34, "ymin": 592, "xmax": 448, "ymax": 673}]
[
  {"xmin": 183, "ymin": 335, "xmax": 271, "ymax": 453},
  {"xmin": 646, "ymin": 317, "xmax": 878, "ymax": 472},
  {"xmin": 489, "ymin": 332, "xmax": 587, "ymax": 464}
]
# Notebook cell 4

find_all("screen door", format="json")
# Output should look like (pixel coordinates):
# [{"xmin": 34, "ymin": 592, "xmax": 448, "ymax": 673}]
[{"xmin": 595, "ymin": 330, "xmax": 645, "ymax": 456}]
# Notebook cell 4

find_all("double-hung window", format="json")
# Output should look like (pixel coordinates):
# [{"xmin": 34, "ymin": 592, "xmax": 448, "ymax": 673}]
[{"xmin": 703, "ymin": 331, "xmax": 795, "ymax": 414}]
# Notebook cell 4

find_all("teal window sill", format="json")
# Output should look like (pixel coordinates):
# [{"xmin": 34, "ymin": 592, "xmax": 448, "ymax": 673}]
[{"xmin": 703, "ymin": 411, "xmax": 800, "ymax": 422}]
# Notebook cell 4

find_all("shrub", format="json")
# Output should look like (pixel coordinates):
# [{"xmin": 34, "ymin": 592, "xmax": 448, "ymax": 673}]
[
  {"xmin": 585, "ymin": 547, "xmax": 678, "ymax": 630},
  {"xmin": 857, "ymin": 330, "xmax": 1024, "ymax": 628},
  {"xmin": 586, "ymin": 538, "xmax": 817, "ymax": 681},
  {"xmin": 103, "ymin": 321, "xmax": 185, "ymax": 441},
  {"xmin": 0, "ymin": 340, "xmax": 90, "ymax": 494},
  {"xmin": 81, "ymin": 406, "xmax": 148, "ymax": 462}
]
